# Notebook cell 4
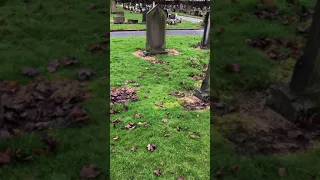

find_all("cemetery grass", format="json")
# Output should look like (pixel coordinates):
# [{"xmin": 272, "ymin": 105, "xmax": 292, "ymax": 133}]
[
  {"xmin": 0, "ymin": 0, "xmax": 109, "ymax": 179},
  {"xmin": 211, "ymin": 0, "xmax": 320, "ymax": 179},
  {"xmin": 110, "ymin": 7, "xmax": 202, "ymax": 30},
  {"xmin": 110, "ymin": 36, "xmax": 210, "ymax": 179}
]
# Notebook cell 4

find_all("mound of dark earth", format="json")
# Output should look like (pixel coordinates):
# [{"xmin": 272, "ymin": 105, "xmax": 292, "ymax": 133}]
[{"xmin": 215, "ymin": 92, "xmax": 319, "ymax": 155}]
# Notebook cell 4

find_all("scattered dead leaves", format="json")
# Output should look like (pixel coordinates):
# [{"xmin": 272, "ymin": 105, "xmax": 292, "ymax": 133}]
[
  {"xmin": 153, "ymin": 168, "xmax": 162, "ymax": 176},
  {"xmin": 110, "ymin": 87, "xmax": 138, "ymax": 105}
]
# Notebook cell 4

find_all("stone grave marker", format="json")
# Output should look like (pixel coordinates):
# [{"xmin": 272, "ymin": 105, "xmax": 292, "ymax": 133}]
[
  {"xmin": 142, "ymin": 9, "xmax": 148, "ymax": 23},
  {"xmin": 111, "ymin": 0, "xmax": 116, "ymax": 13},
  {"xmin": 128, "ymin": 19, "xmax": 138, "ymax": 24},
  {"xmin": 195, "ymin": 64, "xmax": 210, "ymax": 102},
  {"xmin": 267, "ymin": 0, "xmax": 320, "ymax": 125},
  {"xmin": 168, "ymin": 14, "xmax": 176, "ymax": 19},
  {"xmin": 144, "ymin": 5, "xmax": 168, "ymax": 56},
  {"xmin": 200, "ymin": 12, "xmax": 210, "ymax": 49},
  {"xmin": 116, "ymin": 11, "xmax": 124, "ymax": 17},
  {"xmin": 113, "ymin": 16, "xmax": 125, "ymax": 24}
]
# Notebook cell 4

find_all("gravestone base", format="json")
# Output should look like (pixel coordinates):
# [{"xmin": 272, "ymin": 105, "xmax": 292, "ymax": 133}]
[
  {"xmin": 200, "ymin": 45, "xmax": 210, "ymax": 50},
  {"xmin": 143, "ymin": 50, "xmax": 168, "ymax": 56},
  {"xmin": 194, "ymin": 88, "xmax": 209, "ymax": 102},
  {"xmin": 266, "ymin": 83, "xmax": 318, "ymax": 125}
]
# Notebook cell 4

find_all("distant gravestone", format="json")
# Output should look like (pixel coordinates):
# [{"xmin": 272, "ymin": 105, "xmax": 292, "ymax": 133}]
[
  {"xmin": 195, "ymin": 64, "xmax": 210, "ymax": 102},
  {"xmin": 142, "ymin": 9, "xmax": 148, "ymax": 23},
  {"xmin": 116, "ymin": 11, "xmax": 124, "ymax": 17},
  {"xmin": 144, "ymin": 5, "xmax": 168, "ymax": 56},
  {"xmin": 168, "ymin": 14, "xmax": 176, "ymax": 19},
  {"xmin": 111, "ymin": 0, "xmax": 116, "ymax": 13},
  {"xmin": 201, "ymin": 12, "xmax": 210, "ymax": 49},
  {"xmin": 113, "ymin": 16, "xmax": 125, "ymax": 24},
  {"xmin": 128, "ymin": 19, "xmax": 138, "ymax": 24}
]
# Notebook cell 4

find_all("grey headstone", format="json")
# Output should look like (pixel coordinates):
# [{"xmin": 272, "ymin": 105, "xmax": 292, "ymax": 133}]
[
  {"xmin": 113, "ymin": 16, "xmax": 125, "ymax": 24},
  {"xmin": 144, "ymin": 5, "xmax": 168, "ymax": 56},
  {"xmin": 142, "ymin": 9, "xmax": 148, "ymax": 23},
  {"xmin": 111, "ymin": 0, "xmax": 116, "ymax": 13},
  {"xmin": 201, "ymin": 12, "xmax": 210, "ymax": 49}
]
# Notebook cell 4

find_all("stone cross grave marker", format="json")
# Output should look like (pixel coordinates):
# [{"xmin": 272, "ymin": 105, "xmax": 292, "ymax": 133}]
[
  {"xmin": 144, "ymin": 5, "xmax": 168, "ymax": 56},
  {"xmin": 267, "ymin": 0, "xmax": 320, "ymax": 127},
  {"xmin": 201, "ymin": 12, "xmax": 210, "ymax": 49},
  {"xmin": 195, "ymin": 64, "xmax": 210, "ymax": 102},
  {"xmin": 111, "ymin": 0, "xmax": 116, "ymax": 13}
]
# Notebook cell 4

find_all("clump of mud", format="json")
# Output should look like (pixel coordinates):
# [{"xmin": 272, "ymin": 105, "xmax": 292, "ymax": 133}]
[{"xmin": 215, "ymin": 91, "xmax": 316, "ymax": 156}]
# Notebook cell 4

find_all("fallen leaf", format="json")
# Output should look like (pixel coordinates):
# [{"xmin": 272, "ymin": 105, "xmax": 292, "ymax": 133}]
[
  {"xmin": 34, "ymin": 147, "xmax": 44, "ymax": 155},
  {"xmin": 47, "ymin": 59, "xmax": 60, "ymax": 73},
  {"xmin": 231, "ymin": 164, "xmax": 239, "ymax": 174},
  {"xmin": 0, "ymin": 152, "xmax": 10, "ymax": 164},
  {"xmin": 113, "ymin": 136, "xmax": 119, "ymax": 141},
  {"xmin": 147, "ymin": 144, "xmax": 156, "ymax": 152},
  {"xmin": 163, "ymin": 134, "xmax": 169, "ymax": 137},
  {"xmin": 161, "ymin": 118, "xmax": 168, "ymax": 123},
  {"xmin": 135, "ymin": 113, "xmax": 141, "ymax": 118},
  {"xmin": 21, "ymin": 67, "xmax": 40, "ymax": 77},
  {"xmin": 153, "ymin": 168, "xmax": 162, "ymax": 176},
  {"xmin": 77, "ymin": 69, "xmax": 95, "ymax": 81},
  {"xmin": 131, "ymin": 146, "xmax": 136, "ymax": 151},
  {"xmin": 60, "ymin": 56, "xmax": 78, "ymax": 65},
  {"xmin": 79, "ymin": 164, "xmax": 101, "ymax": 178},
  {"xmin": 189, "ymin": 134, "xmax": 196, "ymax": 139}
]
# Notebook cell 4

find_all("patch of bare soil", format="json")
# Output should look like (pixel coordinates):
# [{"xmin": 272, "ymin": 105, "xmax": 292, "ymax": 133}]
[
  {"xmin": 132, "ymin": 49, "xmax": 180, "ymax": 61},
  {"xmin": 215, "ymin": 91, "xmax": 316, "ymax": 156},
  {"xmin": 0, "ymin": 79, "xmax": 90, "ymax": 139},
  {"xmin": 180, "ymin": 95, "xmax": 209, "ymax": 111}
]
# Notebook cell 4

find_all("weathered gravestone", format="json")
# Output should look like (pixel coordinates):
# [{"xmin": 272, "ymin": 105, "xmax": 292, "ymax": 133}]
[
  {"xmin": 144, "ymin": 5, "xmax": 168, "ymax": 56},
  {"xmin": 111, "ymin": 0, "xmax": 116, "ymax": 13},
  {"xmin": 200, "ymin": 12, "xmax": 210, "ymax": 49},
  {"xmin": 267, "ymin": 0, "xmax": 320, "ymax": 127},
  {"xmin": 128, "ymin": 19, "xmax": 138, "ymax": 24},
  {"xmin": 116, "ymin": 11, "xmax": 124, "ymax": 17},
  {"xmin": 168, "ymin": 14, "xmax": 176, "ymax": 19},
  {"xmin": 142, "ymin": 9, "xmax": 148, "ymax": 23},
  {"xmin": 113, "ymin": 16, "xmax": 125, "ymax": 24},
  {"xmin": 195, "ymin": 64, "xmax": 210, "ymax": 102}
]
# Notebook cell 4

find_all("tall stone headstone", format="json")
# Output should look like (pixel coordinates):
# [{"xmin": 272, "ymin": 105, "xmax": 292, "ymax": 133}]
[
  {"xmin": 144, "ymin": 5, "xmax": 168, "ymax": 56},
  {"xmin": 111, "ymin": 0, "xmax": 116, "ymax": 13},
  {"xmin": 201, "ymin": 12, "xmax": 210, "ymax": 49},
  {"xmin": 267, "ymin": 0, "xmax": 320, "ymax": 126},
  {"xmin": 195, "ymin": 64, "xmax": 210, "ymax": 102}
]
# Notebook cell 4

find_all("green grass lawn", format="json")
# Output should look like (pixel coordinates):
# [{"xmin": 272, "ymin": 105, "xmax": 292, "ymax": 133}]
[
  {"xmin": 0, "ymin": 0, "xmax": 109, "ymax": 179},
  {"xmin": 110, "ymin": 36, "xmax": 210, "ymax": 179},
  {"xmin": 211, "ymin": 0, "xmax": 320, "ymax": 179},
  {"xmin": 110, "ymin": 6, "xmax": 202, "ymax": 30}
]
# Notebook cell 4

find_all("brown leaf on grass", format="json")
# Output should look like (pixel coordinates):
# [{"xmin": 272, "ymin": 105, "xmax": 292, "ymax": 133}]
[
  {"xmin": 231, "ymin": 164, "xmax": 239, "ymax": 174},
  {"xmin": 160, "ymin": 162, "xmax": 164, "ymax": 166},
  {"xmin": 68, "ymin": 106, "xmax": 87, "ymax": 119},
  {"xmin": 278, "ymin": 168, "xmax": 286, "ymax": 177},
  {"xmin": 155, "ymin": 102, "xmax": 163, "ymax": 107},
  {"xmin": 47, "ymin": 59, "xmax": 60, "ymax": 73},
  {"xmin": 135, "ymin": 113, "xmax": 141, "ymax": 118},
  {"xmin": 21, "ymin": 68, "xmax": 40, "ymax": 77},
  {"xmin": 34, "ymin": 147, "xmax": 44, "ymax": 155},
  {"xmin": 131, "ymin": 146, "xmax": 136, "ymax": 151},
  {"xmin": 60, "ymin": 56, "xmax": 78, "ymax": 65},
  {"xmin": 147, "ymin": 144, "xmax": 156, "ymax": 152},
  {"xmin": 125, "ymin": 123, "xmax": 136, "ymax": 130},
  {"xmin": 43, "ymin": 137, "xmax": 57, "ymax": 154},
  {"xmin": 161, "ymin": 118, "xmax": 168, "ymax": 123},
  {"xmin": 0, "ymin": 152, "xmax": 10, "ymax": 164},
  {"xmin": 163, "ymin": 134, "xmax": 169, "ymax": 137},
  {"xmin": 110, "ymin": 118, "xmax": 122, "ymax": 123},
  {"xmin": 137, "ymin": 122, "xmax": 149, "ymax": 126},
  {"xmin": 225, "ymin": 63, "xmax": 241, "ymax": 73},
  {"xmin": 113, "ymin": 136, "xmax": 119, "ymax": 141},
  {"xmin": 110, "ymin": 109, "xmax": 117, "ymax": 114},
  {"xmin": 216, "ymin": 168, "xmax": 223, "ymax": 178},
  {"xmin": 189, "ymin": 134, "xmax": 196, "ymax": 139},
  {"xmin": 79, "ymin": 164, "xmax": 101, "ymax": 179},
  {"xmin": 153, "ymin": 168, "xmax": 162, "ymax": 176},
  {"xmin": 77, "ymin": 69, "xmax": 95, "ymax": 81},
  {"xmin": 177, "ymin": 177, "xmax": 185, "ymax": 180}
]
